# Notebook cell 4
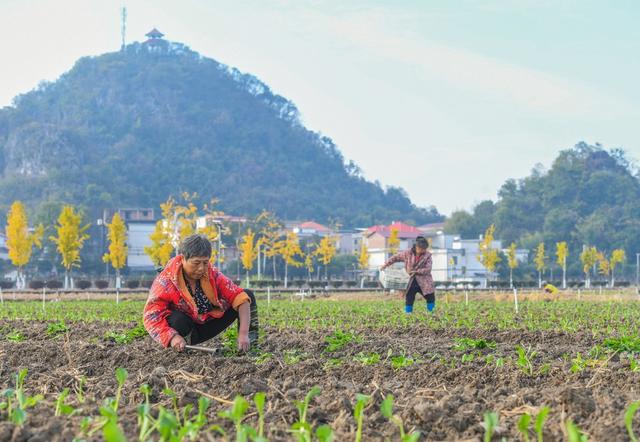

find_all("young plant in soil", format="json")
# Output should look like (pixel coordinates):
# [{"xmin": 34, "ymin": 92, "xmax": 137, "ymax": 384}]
[
  {"xmin": 353, "ymin": 352, "xmax": 381, "ymax": 366},
  {"xmin": 217, "ymin": 395, "xmax": 250, "ymax": 441},
  {"xmin": 453, "ymin": 337, "xmax": 496, "ymax": 351},
  {"xmin": 535, "ymin": 406, "xmax": 551, "ymax": 442},
  {"xmin": 625, "ymin": 401, "xmax": 640, "ymax": 442},
  {"xmin": 54, "ymin": 388, "xmax": 77, "ymax": 416},
  {"xmin": 0, "ymin": 368, "xmax": 43, "ymax": 426},
  {"xmin": 253, "ymin": 392, "xmax": 267, "ymax": 442},
  {"xmin": 353, "ymin": 394, "xmax": 370, "ymax": 442},
  {"xmin": 380, "ymin": 394, "xmax": 420, "ymax": 442},
  {"xmin": 291, "ymin": 386, "xmax": 321, "ymax": 442},
  {"xmin": 47, "ymin": 320, "xmax": 70, "ymax": 337},
  {"xmin": 483, "ymin": 411, "xmax": 498, "ymax": 442},
  {"xmin": 517, "ymin": 413, "xmax": 532, "ymax": 442},
  {"xmin": 324, "ymin": 330, "xmax": 360, "ymax": 352},
  {"xmin": 565, "ymin": 419, "xmax": 588, "ymax": 442},
  {"xmin": 515, "ymin": 345, "xmax": 538, "ymax": 376},
  {"xmin": 6, "ymin": 330, "xmax": 25, "ymax": 342}
]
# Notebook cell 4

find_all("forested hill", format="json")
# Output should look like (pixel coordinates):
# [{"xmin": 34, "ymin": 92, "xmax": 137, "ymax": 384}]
[
  {"xmin": 0, "ymin": 38, "xmax": 441, "ymax": 227},
  {"xmin": 446, "ymin": 143, "xmax": 640, "ymax": 260}
]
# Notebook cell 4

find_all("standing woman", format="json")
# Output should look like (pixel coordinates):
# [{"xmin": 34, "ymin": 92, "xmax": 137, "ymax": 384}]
[{"xmin": 380, "ymin": 236, "xmax": 435, "ymax": 313}]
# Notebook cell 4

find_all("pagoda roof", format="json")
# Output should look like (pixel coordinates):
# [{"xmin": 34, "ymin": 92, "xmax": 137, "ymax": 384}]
[{"xmin": 145, "ymin": 28, "xmax": 165, "ymax": 38}]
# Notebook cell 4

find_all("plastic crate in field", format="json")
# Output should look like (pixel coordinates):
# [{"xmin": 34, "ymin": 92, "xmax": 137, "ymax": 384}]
[{"xmin": 379, "ymin": 268, "xmax": 410, "ymax": 290}]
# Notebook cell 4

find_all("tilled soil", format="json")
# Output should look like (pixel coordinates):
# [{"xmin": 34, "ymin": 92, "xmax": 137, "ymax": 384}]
[{"xmin": 1, "ymin": 320, "xmax": 639, "ymax": 441}]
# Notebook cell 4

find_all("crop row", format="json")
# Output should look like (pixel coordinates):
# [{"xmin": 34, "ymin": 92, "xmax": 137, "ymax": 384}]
[{"xmin": 2, "ymin": 298, "xmax": 640, "ymax": 335}]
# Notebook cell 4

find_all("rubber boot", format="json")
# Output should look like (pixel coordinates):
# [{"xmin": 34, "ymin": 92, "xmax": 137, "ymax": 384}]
[
  {"xmin": 404, "ymin": 305, "xmax": 413, "ymax": 314},
  {"xmin": 427, "ymin": 302, "xmax": 435, "ymax": 313}
]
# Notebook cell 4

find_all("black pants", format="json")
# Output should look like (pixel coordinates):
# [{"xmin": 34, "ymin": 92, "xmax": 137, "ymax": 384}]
[
  {"xmin": 405, "ymin": 279, "xmax": 435, "ymax": 306},
  {"xmin": 167, "ymin": 289, "xmax": 258, "ymax": 344}
]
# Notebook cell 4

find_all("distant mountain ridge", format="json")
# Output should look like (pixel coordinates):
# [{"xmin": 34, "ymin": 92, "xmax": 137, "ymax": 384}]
[{"xmin": 0, "ymin": 36, "xmax": 441, "ymax": 227}]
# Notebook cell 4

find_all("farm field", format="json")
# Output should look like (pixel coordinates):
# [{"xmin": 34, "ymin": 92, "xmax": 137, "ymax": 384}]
[{"xmin": 1, "ymin": 295, "xmax": 640, "ymax": 441}]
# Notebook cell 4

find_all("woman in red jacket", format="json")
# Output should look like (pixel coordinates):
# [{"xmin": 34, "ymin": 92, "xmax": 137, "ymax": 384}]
[
  {"xmin": 381, "ymin": 236, "xmax": 435, "ymax": 314},
  {"xmin": 143, "ymin": 234, "xmax": 258, "ymax": 352}
]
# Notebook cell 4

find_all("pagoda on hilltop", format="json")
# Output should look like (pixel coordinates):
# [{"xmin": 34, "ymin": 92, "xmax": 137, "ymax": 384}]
[{"xmin": 145, "ymin": 28, "xmax": 165, "ymax": 46}]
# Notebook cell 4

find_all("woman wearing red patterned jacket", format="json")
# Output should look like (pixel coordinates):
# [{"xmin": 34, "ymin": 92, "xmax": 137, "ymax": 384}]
[
  {"xmin": 380, "ymin": 236, "xmax": 434, "ymax": 314},
  {"xmin": 144, "ymin": 234, "xmax": 258, "ymax": 352}
]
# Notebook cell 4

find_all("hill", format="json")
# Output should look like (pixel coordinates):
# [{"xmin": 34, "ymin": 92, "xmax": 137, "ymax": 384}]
[{"xmin": 0, "ymin": 37, "xmax": 441, "ymax": 227}]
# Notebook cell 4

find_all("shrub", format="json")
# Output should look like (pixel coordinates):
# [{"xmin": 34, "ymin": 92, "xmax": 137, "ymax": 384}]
[
  {"xmin": 45, "ymin": 280, "xmax": 63, "ymax": 289},
  {"xmin": 0, "ymin": 280, "xmax": 15, "ymax": 289},
  {"xmin": 29, "ymin": 280, "xmax": 45, "ymax": 290},
  {"xmin": 76, "ymin": 280, "xmax": 92, "ymax": 290},
  {"xmin": 94, "ymin": 280, "xmax": 109, "ymax": 289},
  {"xmin": 345, "ymin": 281, "xmax": 358, "ymax": 288},
  {"xmin": 140, "ymin": 279, "xmax": 154, "ymax": 288},
  {"xmin": 125, "ymin": 280, "xmax": 140, "ymax": 289}
]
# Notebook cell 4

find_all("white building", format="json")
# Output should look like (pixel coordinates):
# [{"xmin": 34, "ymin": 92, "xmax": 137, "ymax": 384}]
[
  {"xmin": 0, "ymin": 233, "xmax": 8, "ymax": 261},
  {"xmin": 126, "ymin": 222, "xmax": 156, "ymax": 270}
]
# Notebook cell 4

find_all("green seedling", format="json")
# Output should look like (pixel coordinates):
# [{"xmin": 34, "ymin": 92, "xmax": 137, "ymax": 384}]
[
  {"xmin": 483, "ymin": 411, "xmax": 498, "ymax": 442},
  {"xmin": 6, "ymin": 330, "xmax": 25, "ymax": 342},
  {"xmin": 137, "ymin": 384, "xmax": 155, "ymax": 441},
  {"xmin": 104, "ymin": 324, "xmax": 147, "ymax": 344},
  {"xmin": 324, "ymin": 330, "xmax": 360, "ymax": 352},
  {"xmin": 535, "ymin": 406, "xmax": 550, "ymax": 442},
  {"xmin": 219, "ymin": 395, "xmax": 250, "ymax": 442},
  {"xmin": 47, "ymin": 320, "xmax": 70, "ymax": 337},
  {"xmin": 253, "ymin": 392, "xmax": 267, "ymax": 442},
  {"xmin": 570, "ymin": 353, "xmax": 587, "ymax": 373},
  {"xmin": 391, "ymin": 354, "xmax": 415, "ymax": 370},
  {"xmin": 75, "ymin": 375, "xmax": 87, "ymax": 404},
  {"xmin": 380, "ymin": 394, "xmax": 420, "ymax": 442},
  {"xmin": 628, "ymin": 355, "xmax": 640, "ymax": 373},
  {"xmin": 0, "ymin": 368, "xmax": 43, "ymax": 426},
  {"xmin": 353, "ymin": 352, "xmax": 380, "ymax": 366},
  {"xmin": 516, "ymin": 345, "xmax": 537, "ymax": 376},
  {"xmin": 283, "ymin": 349, "xmax": 306, "ymax": 365},
  {"xmin": 453, "ymin": 337, "xmax": 496, "ymax": 351},
  {"xmin": 353, "ymin": 394, "xmax": 370, "ymax": 442},
  {"xmin": 315, "ymin": 424, "xmax": 334, "ymax": 442},
  {"xmin": 625, "ymin": 401, "xmax": 640, "ymax": 442},
  {"xmin": 323, "ymin": 358, "xmax": 343, "ymax": 369},
  {"xmin": 291, "ymin": 386, "xmax": 321, "ymax": 442},
  {"xmin": 113, "ymin": 367, "xmax": 128, "ymax": 412},
  {"xmin": 518, "ymin": 413, "xmax": 532, "ymax": 442},
  {"xmin": 565, "ymin": 419, "xmax": 588, "ymax": 442},
  {"xmin": 55, "ymin": 387, "xmax": 76, "ymax": 416},
  {"xmin": 603, "ymin": 336, "xmax": 640, "ymax": 353},
  {"xmin": 461, "ymin": 353, "xmax": 475, "ymax": 363},
  {"xmin": 254, "ymin": 351, "xmax": 273, "ymax": 364}
]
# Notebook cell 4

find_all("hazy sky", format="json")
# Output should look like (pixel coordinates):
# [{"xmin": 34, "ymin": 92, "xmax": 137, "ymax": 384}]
[{"xmin": 1, "ymin": 0, "xmax": 639, "ymax": 215}]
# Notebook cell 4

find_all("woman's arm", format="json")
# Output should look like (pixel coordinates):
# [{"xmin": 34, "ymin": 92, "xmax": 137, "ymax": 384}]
[
  {"xmin": 143, "ymin": 284, "xmax": 178, "ymax": 348},
  {"xmin": 237, "ymin": 302, "xmax": 251, "ymax": 351},
  {"xmin": 381, "ymin": 251, "xmax": 406, "ymax": 270}
]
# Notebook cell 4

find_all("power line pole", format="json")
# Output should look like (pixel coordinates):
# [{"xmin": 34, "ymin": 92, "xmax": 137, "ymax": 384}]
[{"xmin": 121, "ymin": 7, "xmax": 127, "ymax": 51}]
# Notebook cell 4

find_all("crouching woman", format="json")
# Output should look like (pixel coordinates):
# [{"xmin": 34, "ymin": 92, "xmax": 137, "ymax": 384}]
[{"xmin": 144, "ymin": 234, "xmax": 259, "ymax": 352}]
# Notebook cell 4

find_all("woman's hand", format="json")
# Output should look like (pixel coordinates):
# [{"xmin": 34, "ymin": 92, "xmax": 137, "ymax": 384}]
[
  {"xmin": 170, "ymin": 334, "xmax": 186, "ymax": 352},
  {"xmin": 237, "ymin": 330, "xmax": 250, "ymax": 352}
]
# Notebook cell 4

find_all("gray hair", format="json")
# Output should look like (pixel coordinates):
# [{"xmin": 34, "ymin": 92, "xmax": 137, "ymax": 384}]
[{"xmin": 179, "ymin": 234, "xmax": 212, "ymax": 260}]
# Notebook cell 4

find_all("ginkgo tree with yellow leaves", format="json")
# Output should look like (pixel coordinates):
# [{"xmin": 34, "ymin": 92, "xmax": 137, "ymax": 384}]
[
  {"xmin": 556, "ymin": 242, "xmax": 568, "ymax": 289},
  {"xmin": 239, "ymin": 229, "xmax": 258, "ymax": 286},
  {"xmin": 5, "ymin": 201, "xmax": 44, "ymax": 289},
  {"xmin": 315, "ymin": 235, "xmax": 337, "ymax": 281},
  {"xmin": 357, "ymin": 242, "xmax": 370, "ymax": 288},
  {"xmin": 102, "ymin": 212, "xmax": 128, "ymax": 289},
  {"xmin": 478, "ymin": 225, "xmax": 501, "ymax": 287},
  {"xmin": 145, "ymin": 193, "xmax": 225, "ymax": 267},
  {"xmin": 610, "ymin": 249, "xmax": 626, "ymax": 287},
  {"xmin": 580, "ymin": 246, "xmax": 599, "ymax": 289},
  {"xmin": 387, "ymin": 228, "xmax": 400, "ymax": 255},
  {"xmin": 278, "ymin": 232, "xmax": 304, "ymax": 288},
  {"xmin": 50, "ymin": 205, "xmax": 90, "ymax": 289}
]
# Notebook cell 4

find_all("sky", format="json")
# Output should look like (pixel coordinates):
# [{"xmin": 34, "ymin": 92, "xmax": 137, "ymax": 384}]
[{"xmin": 1, "ymin": 0, "xmax": 639, "ymax": 215}]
